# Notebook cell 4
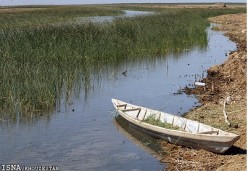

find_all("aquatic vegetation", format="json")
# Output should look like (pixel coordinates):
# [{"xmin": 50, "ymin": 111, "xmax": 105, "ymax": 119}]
[
  {"xmin": 144, "ymin": 115, "xmax": 180, "ymax": 130},
  {"xmin": 0, "ymin": 5, "xmax": 245, "ymax": 118},
  {"xmin": 0, "ymin": 6, "xmax": 123, "ymax": 29}
]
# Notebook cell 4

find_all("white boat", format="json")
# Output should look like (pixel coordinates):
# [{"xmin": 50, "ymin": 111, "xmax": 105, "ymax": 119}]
[{"xmin": 112, "ymin": 99, "xmax": 240, "ymax": 153}]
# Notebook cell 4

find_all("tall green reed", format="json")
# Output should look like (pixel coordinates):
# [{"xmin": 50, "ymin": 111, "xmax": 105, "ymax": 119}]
[{"xmin": 0, "ymin": 6, "xmax": 245, "ymax": 119}]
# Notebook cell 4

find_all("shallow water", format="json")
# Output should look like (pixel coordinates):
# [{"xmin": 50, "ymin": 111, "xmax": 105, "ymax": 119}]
[
  {"xmin": 0, "ymin": 22, "xmax": 236, "ymax": 170},
  {"xmin": 75, "ymin": 10, "xmax": 154, "ymax": 24}
]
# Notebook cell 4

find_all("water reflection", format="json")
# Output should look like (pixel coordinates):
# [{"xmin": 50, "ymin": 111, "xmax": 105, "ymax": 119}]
[
  {"xmin": 114, "ymin": 115, "xmax": 164, "ymax": 157},
  {"xmin": 0, "ymin": 15, "xmax": 236, "ymax": 171}
]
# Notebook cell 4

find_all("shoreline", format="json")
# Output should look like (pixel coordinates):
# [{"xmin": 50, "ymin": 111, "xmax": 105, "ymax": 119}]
[{"xmin": 160, "ymin": 13, "xmax": 247, "ymax": 171}]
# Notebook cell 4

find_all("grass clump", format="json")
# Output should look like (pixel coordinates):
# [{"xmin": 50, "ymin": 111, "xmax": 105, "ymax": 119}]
[{"xmin": 144, "ymin": 115, "xmax": 181, "ymax": 130}]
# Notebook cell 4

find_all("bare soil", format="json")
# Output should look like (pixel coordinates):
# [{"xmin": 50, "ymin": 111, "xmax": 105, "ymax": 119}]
[{"xmin": 160, "ymin": 13, "xmax": 247, "ymax": 171}]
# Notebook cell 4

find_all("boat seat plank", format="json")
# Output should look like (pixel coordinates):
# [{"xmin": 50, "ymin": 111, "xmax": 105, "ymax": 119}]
[
  {"xmin": 121, "ymin": 108, "xmax": 141, "ymax": 112},
  {"xmin": 117, "ymin": 104, "xmax": 127, "ymax": 109},
  {"xmin": 141, "ymin": 109, "xmax": 147, "ymax": 121},
  {"xmin": 197, "ymin": 130, "xmax": 219, "ymax": 135}
]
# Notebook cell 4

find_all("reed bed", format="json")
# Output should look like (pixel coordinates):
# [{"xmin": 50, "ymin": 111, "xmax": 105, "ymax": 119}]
[
  {"xmin": 0, "ymin": 6, "xmax": 122, "ymax": 29},
  {"xmin": 0, "ymin": 6, "xmax": 245, "ymax": 119}
]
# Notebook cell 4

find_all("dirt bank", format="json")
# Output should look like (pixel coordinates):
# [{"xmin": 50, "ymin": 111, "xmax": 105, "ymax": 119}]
[{"xmin": 161, "ymin": 13, "xmax": 247, "ymax": 171}]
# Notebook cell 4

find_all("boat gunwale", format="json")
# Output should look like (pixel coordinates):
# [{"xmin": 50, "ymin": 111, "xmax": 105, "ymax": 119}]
[{"xmin": 112, "ymin": 99, "xmax": 240, "ymax": 142}]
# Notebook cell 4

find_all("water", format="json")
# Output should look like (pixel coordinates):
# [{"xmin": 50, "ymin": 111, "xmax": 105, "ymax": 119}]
[
  {"xmin": 0, "ymin": 19, "xmax": 236, "ymax": 171},
  {"xmin": 75, "ymin": 10, "xmax": 154, "ymax": 24}
]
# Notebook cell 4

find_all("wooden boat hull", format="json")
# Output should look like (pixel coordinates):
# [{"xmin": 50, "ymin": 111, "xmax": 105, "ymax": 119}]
[
  {"xmin": 129, "ymin": 122, "xmax": 234, "ymax": 153},
  {"xmin": 112, "ymin": 99, "xmax": 240, "ymax": 154}
]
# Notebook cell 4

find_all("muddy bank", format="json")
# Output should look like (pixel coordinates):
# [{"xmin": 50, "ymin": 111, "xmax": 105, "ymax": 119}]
[{"xmin": 161, "ymin": 13, "xmax": 246, "ymax": 171}]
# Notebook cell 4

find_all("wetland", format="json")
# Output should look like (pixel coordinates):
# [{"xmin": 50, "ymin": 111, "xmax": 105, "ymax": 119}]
[{"xmin": 0, "ymin": 4, "xmax": 246, "ymax": 170}]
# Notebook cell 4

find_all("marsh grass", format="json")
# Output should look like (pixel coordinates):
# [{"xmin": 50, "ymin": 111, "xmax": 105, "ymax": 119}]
[
  {"xmin": 0, "ymin": 6, "xmax": 123, "ymax": 29},
  {"xmin": 0, "ymin": 5, "xmax": 245, "ymax": 119}
]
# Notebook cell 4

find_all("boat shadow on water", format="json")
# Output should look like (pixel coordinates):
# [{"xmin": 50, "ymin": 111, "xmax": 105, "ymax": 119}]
[
  {"xmin": 115, "ymin": 114, "xmax": 246, "ymax": 157},
  {"xmin": 114, "ymin": 115, "xmax": 164, "ymax": 157}
]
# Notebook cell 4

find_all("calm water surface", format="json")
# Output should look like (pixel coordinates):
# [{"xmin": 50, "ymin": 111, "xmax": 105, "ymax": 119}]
[
  {"xmin": 75, "ymin": 10, "xmax": 154, "ymax": 24},
  {"xmin": 0, "ymin": 18, "xmax": 236, "ymax": 171}
]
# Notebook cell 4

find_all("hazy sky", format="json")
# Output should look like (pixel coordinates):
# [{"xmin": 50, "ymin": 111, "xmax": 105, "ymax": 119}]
[{"xmin": 0, "ymin": 0, "xmax": 246, "ymax": 6}]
